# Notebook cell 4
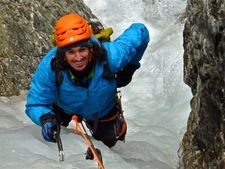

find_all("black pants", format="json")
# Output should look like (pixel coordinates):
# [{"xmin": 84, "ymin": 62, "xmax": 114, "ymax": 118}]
[
  {"xmin": 85, "ymin": 105, "xmax": 127, "ymax": 148},
  {"xmin": 52, "ymin": 103, "xmax": 127, "ymax": 148}
]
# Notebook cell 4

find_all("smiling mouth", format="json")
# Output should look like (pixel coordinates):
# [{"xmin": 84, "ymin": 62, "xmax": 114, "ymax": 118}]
[
  {"xmin": 74, "ymin": 62, "xmax": 84, "ymax": 67},
  {"xmin": 71, "ymin": 60, "xmax": 83, "ymax": 65}
]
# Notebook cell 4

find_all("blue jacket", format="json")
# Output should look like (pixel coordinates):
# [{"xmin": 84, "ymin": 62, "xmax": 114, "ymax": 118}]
[{"xmin": 25, "ymin": 23, "xmax": 150, "ymax": 126}]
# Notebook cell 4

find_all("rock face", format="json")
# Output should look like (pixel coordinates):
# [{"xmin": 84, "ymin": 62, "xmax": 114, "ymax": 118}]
[
  {"xmin": 180, "ymin": 0, "xmax": 225, "ymax": 168},
  {"xmin": 0, "ymin": 0, "xmax": 95, "ymax": 96}
]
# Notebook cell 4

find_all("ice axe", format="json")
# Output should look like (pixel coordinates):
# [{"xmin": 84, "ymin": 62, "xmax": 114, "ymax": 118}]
[{"xmin": 53, "ymin": 131, "xmax": 65, "ymax": 161}]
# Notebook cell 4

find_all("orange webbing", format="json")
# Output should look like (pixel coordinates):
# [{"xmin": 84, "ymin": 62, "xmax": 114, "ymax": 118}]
[
  {"xmin": 72, "ymin": 116, "xmax": 79, "ymax": 134},
  {"xmin": 72, "ymin": 115, "xmax": 105, "ymax": 169},
  {"xmin": 98, "ymin": 112, "xmax": 119, "ymax": 122},
  {"xmin": 116, "ymin": 119, "xmax": 127, "ymax": 139}
]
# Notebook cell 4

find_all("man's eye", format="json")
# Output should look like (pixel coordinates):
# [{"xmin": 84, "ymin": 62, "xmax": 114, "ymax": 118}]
[
  {"xmin": 68, "ymin": 50, "xmax": 74, "ymax": 54},
  {"xmin": 80, "ymin": 48, "xmax": 86, "ymax": 51}
]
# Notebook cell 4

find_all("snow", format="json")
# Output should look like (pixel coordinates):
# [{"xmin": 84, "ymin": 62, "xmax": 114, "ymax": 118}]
[{"xmin": 0, "ymin": 0, "xmax": 192, "ymax": 168}]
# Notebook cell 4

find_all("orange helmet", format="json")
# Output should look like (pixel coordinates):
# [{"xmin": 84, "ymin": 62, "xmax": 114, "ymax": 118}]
[{"xmin": 54, "ymin": 14, "xmax": 92, "ymax": 48}]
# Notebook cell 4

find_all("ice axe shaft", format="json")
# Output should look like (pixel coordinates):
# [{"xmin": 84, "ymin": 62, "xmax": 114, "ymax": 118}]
[{"xmin": 54, "ymin": 132, "xmax": 65, "ymax": 161}]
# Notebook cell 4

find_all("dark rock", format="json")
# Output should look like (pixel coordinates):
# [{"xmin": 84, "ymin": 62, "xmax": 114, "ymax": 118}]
[{"xmin": 179, "ymin": 0, "xmax": 225, "ymax": 168}]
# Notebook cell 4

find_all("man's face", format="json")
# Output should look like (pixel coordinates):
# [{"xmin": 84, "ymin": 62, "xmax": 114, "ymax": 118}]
[{"xmin": 64, "ymin": 46, "xmax": 92, "ymax": 71}]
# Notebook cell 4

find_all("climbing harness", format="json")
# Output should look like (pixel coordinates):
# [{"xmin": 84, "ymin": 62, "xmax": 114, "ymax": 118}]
[{"xmin": 86, "ymin": 91, "xmax": 127, "ymax": 143}]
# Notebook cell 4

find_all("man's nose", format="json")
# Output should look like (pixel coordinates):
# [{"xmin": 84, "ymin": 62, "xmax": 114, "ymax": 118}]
[{"xmin": 75, "ymin": 51, "xmax": 82, "ymax": 61}]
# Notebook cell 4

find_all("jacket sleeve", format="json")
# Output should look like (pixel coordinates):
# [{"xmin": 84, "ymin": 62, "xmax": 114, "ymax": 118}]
[
  {"xmin": 102, "ymin": 23, "xmax": 150, "ymax": 72},
  {"xmin": 25, "ymin": 48, "xmax": 58, "ymax": 126}
]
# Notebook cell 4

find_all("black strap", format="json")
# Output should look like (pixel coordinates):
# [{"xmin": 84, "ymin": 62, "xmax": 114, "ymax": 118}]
[
  {"xmin": 51, "ymin": 57, "xmax": 64, "ymax": 89},
  {"xmin": 102, "ymin": 60, "xmax": 116, "ymax": 79}
]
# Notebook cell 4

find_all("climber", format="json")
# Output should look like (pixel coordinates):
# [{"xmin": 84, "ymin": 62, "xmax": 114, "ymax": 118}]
[{"xmin": 25, "ymin": 13, "xmax": 150, "ymax": 148}]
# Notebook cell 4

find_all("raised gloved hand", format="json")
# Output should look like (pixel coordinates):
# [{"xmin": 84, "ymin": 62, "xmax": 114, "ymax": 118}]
[
  {"xmin": 117, "ymin": 63, "xmax": 138, "ymax": 87},
  {"xmin": 41, "ymin": 112, "xmax": 60, "ymax": 142}
]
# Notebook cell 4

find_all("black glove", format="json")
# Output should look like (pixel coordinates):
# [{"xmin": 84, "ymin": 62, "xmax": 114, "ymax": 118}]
[
  {"xmin": 41, "ymin": 112, "xmax": 60, "ymax": 142},
  {"xmin": 117, "ymin": 63, "xmax": 138, "ymax": 87}
]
